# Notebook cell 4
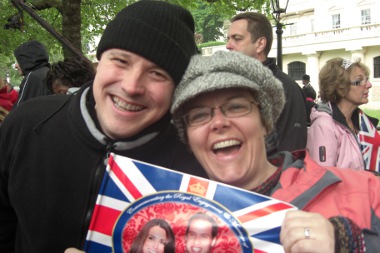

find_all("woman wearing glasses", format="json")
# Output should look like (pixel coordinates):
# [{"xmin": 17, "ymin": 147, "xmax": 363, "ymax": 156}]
[
  {"xmin": 170, "ymin": 51, "xmax": 380, "ymax": 253},
  {"xmin": 307, "ymin": 57, "xmax": 379, "ymax": 171}
]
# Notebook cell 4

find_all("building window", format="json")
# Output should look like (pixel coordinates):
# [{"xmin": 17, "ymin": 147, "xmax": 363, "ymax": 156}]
[
  {"xmin": 332, "ymin": 14, "xmax": 340, "ymax": 29},
  {"xmin": 374, "ymin": 56, "xmax": 380, "ymax": 78},
  {"xmin": 361, "ymin": 9, "xmax": 371, "ymax": 25},
  {"xmin": 288, "ymin": 61, "xmax": 306, "ymax": 80},
  {"xmin": 290, "ymin": 23, "xmax": 297, "ymax": 36}
]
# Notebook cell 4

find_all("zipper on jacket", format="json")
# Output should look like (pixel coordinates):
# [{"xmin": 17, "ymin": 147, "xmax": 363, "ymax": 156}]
[
  {"xmin": 80, "ymin": 142, "xmax": 115, "ymax": 248},
  {"xmin": 336, "ymin": 121, "xmax": 366, "ymax": 168}
]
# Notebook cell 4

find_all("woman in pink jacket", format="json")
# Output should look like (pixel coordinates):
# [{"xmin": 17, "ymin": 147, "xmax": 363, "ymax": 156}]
[{"xmin": 307, "ymin": 57, "xmax": 379, "ymax": 171}]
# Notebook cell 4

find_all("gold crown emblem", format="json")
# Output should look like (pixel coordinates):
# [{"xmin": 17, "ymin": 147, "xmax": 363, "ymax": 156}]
[{"xmin": 189, "ymin": 182, "xmax": 206, "ymax": 195}]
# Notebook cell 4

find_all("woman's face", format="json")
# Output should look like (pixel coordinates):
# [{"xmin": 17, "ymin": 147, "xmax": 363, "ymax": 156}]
[
  {"xmin": 142, "ymin": 226, "xmax": 168, "ymax": 253},
  {"xmin": 344, "ymin": 66, "xmax": 372, "ymax": 106},
  {"xmin": 185, "ymin": 88, "xmax": 270, "ymax": 190}
]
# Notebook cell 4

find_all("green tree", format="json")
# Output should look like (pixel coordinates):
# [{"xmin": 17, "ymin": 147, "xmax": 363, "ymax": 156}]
[{"xmin": 0, "ymin": 0, "xmax": 270, "ymax": 85}]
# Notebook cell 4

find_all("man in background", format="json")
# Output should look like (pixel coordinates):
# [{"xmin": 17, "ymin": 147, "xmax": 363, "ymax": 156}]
[
  {"xmin": 226, "ymin": 12, "xmax": 307, "ymax": 156},
  {"xmin": 301, "ymin": 74, "xmax": 316, "ymax": 101},
  {"xmin": 301, "ymin": 74, "xmax": 317, "ymax": 125}
]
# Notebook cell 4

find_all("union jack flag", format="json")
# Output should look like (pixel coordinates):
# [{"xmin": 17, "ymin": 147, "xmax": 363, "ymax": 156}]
[
  {"xmin": 84, "ymin": 153, "xmax": 296, "ymax": 253},
  {"xmin": 359, "ymin": 111, "xmax": 380, "ymax": 172}
]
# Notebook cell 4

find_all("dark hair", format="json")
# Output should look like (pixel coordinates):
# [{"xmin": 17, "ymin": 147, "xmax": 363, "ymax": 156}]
[
  {"xmin": 302, "ymin": 74, "xmax": 310, "ymax": 81},
  {"xmin": 45, "ymin": 58, "xmax": 95, "ymax": 94},
  {"xmin": 128, "ymin": 218, "xmax": 175, "ymax": 253},
  {"xmin": 186, "ymin": 212, "xmax": 218, "ymax": 239},
  {"xmin": 231, "ymin": 12, "xmax": 273, "ymax": 56}
]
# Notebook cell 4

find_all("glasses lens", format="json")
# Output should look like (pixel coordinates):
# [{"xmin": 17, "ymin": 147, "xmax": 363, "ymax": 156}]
[
  {"xmin": 351, "ymin": 78, "xmax": 368, "ymax": 86},
  {"xmin": 185, "ymin": 107, "xmax": 211, "ymax": 126},
  {"xmin": 183, "ymin": 99, "xmax": 254, "ymax": 127},
  {"xmin": 223, "ymin": 100, "xmax": 252, "ymax": 117}
]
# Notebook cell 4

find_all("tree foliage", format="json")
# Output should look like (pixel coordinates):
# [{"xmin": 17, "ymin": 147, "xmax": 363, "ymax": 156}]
[{"xmin": 0, "ymin": 0, "xmax": 270, "ymax": 85}]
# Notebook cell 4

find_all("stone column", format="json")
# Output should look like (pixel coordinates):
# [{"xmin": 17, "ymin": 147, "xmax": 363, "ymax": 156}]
[{"xmin": 305, "ymin": 53, "xmax": 321, "ymax": 96}]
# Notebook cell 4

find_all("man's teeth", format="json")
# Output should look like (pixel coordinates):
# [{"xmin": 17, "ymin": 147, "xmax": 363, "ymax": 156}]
[
  {"xmin": 113, "ymin": 97, "xmax": 143, "ymax": 111},
  {"xmin": 213, "ymin": 140, "xmax": 241, "ymax": 150}
]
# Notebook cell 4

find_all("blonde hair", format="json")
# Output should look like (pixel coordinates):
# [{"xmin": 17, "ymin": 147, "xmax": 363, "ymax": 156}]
[{"xmin": 319, "ymin": 57, "xmax": 369, "ymax": 103}]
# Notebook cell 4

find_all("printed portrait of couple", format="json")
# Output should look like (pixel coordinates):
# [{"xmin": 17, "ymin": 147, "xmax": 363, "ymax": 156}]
[{"xmin": 119, "ymin": 202, "xmax": 245, "ymax": 253}]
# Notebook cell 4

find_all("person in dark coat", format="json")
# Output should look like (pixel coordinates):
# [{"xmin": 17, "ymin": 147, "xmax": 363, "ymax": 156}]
[
  {"xmin": 301, "ymin": 74, "xmax": 316, "ymax": 100},
  {"xmin": 301, "ymin": 74, "xmax": 317, "ymax": 125},
  {"xmin": 226, "ymin": 12, "xmax": 307, "ymax": 156},
  {"xmin": 0, "ymin": 2, "xmax": 205, "ymax": 253},
  {"xmin": 13, "ymin": 40, "xmax": 51, "ymax": 107}
]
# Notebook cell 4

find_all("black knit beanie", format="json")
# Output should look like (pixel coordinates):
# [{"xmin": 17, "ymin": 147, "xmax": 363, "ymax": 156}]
[{"xmin": 96, "ymin": 0, "xmax": 199, "ymax": 85}]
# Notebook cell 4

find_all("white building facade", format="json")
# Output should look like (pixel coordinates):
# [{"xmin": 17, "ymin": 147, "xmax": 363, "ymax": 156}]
[{"xmin": 202, "ymin": 0, "xmax": 380, "ymax": 108}]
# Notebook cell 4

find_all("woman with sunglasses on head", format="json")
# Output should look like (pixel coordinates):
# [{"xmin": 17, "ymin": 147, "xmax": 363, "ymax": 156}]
[{"xmin": 307, "ymin": 57, "xmax": 379, "ymax": 171}]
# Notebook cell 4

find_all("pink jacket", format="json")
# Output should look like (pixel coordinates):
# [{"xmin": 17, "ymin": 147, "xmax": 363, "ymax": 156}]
[
  {"xmin": 306, "ymin": 102, "xmax": 364, "ymax": 170},
  {"xmin": 270, "ymin": 151, "xmax": 380, "ymax": 251}
]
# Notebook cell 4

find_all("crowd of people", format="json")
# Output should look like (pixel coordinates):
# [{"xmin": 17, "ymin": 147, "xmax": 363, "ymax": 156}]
[
  {"xmin": 0, "ymin": 1, "xmax": 379, "ymax": 253},
  {"xmin": 0, "ymin": 42, "xmax": 97, "ymax": 124}
]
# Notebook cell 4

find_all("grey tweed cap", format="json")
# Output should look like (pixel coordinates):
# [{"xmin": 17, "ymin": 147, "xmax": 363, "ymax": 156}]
[{"xmin": 171, "ymin": 50, "xmax": 285, "ymax": 143}]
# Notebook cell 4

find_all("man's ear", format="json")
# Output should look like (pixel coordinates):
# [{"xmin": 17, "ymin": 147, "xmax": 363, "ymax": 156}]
[{"xmin": 255, "ymin": 37, "xmax": 267, "ymax": 54}]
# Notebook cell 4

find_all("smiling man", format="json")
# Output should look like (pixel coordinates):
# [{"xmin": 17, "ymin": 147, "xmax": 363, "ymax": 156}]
[
  {"xmin": 185, "ymin": 213, "xmax": 218, "ymax": 253},
  {"xmin": 0, "ymin": 1, "xmax": 206, "ymax": 253}
]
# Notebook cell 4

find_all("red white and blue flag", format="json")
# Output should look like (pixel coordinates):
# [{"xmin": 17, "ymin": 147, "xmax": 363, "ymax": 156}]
[
  {"xmin": 84, "ymin": 153, "xmax": 296, "ymax": 253},
  {"xmin": 359, "ymin": 111, "xmax": 380, "ymax": 172}
]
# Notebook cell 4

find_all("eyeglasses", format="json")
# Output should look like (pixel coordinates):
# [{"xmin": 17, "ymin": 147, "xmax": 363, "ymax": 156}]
[
  {"xmin": 350, "ymin": 78, "xmax": 369, "ymax": 86},
  {"xmin": 183, "ymin": 99, "xmax": 257, "ymax": 127}
]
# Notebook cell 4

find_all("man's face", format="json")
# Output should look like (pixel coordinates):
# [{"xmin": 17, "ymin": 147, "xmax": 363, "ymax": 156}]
[
  {"xmin": 186, "ymin": 219, "xmax": 216, "ymax": 253},
  {"xmin": 93, "ymin": 49, "xmax": 175, "ymax": 140},
  {"xmin": 226, "ymin": 19, "xmax": 261, "ymax": 60},
  {"xmin": 52, "ymin": 80, "xmax": 70, "ymax": 94},
  {"xmin": 14, "ymin": 62, "xmax": 23, "ymax": 76}
]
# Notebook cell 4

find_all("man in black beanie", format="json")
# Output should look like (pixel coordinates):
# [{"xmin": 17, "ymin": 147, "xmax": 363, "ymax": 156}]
[{"xmin": 0, "ymin": 1, "xmax": 205, "ymax": 253}]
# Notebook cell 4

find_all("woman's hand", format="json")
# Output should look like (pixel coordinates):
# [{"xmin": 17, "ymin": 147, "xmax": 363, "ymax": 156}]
[
  {"xmin": 280, "ymin": 210, "xmax": 335, "ymax": 253},
  {"xmin": 64, "ymin": 248, "xmax": 85, "ymax": 253}
]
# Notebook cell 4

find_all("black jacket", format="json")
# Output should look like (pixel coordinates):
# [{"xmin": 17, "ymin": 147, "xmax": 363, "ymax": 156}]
[
  {"xmin": 13, "ymin": 40, "xmax": 51, "ymax": 108},
  {"xmin": 0, "ymin": 82, "xmax": 206, "ymax": 253},
  {"xmin": 302, "ymin": 83, "xmax": 316, "ymax": 100},
  {"xmin": 263, "ymin": 58, "xmax": 308, "ymax": 156}
]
